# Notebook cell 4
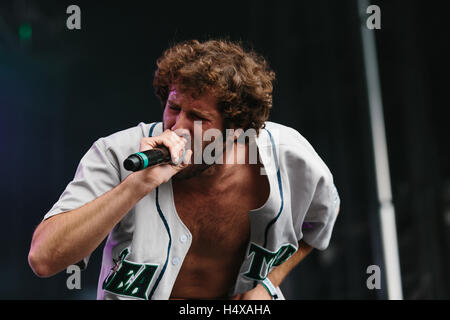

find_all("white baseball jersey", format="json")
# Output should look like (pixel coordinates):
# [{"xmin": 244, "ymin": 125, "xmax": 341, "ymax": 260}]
[{"xmin": 43, "ymin": 121, "xmax": 340, "ymax": 300}]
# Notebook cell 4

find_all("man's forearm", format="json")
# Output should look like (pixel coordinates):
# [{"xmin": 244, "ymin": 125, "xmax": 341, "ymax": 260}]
[
  {"xmin": 267, "ymin": 240, "xmax": 313, "ymax": 288},
  {"xmin": 236, "ymin": 240, "xmax": 313, "ymax": 300},
  {"xmin": 28, "ymin": 172, "xmax": 156, "ymax": 278}
]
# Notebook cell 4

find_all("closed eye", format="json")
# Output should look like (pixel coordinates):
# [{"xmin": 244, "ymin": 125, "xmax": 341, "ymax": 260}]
[
  {"xmin": 191, "ymin": 113, "xmax": 206, "ymax": 121},
  {"xmin": 167, "ymin": 103, "xmax": 209, "ymax": 121}
]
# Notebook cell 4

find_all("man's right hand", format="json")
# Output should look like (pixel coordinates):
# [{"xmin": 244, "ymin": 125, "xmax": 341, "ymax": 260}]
[{"xmin": 131, "ymin": 129, "xmax": 192, "ymax": 192}]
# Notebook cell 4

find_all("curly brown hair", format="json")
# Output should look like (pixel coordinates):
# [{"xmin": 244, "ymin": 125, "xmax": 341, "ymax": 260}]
[{"xmin": 153, "ymin": 39, "xmax": 276, "ymax": 132}]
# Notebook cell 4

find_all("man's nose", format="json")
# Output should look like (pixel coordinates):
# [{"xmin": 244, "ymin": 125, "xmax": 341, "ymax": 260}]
[
  {"xmin": 171, "ymin": 111, "xmax": 191, "ymax": 131},
  {"xmin": 171, "ymin": 111, "xmax": 194, "ymax": 141}
]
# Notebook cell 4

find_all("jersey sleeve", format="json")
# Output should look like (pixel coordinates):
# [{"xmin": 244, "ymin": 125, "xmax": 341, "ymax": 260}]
[
  {"xmin": 43, "ymin": 138, "xmax": 121, "ymax": 268},
  {"xmin": 300, "ymin": 170, "xmax": 340, "ymax": 251},
  {"xmin": 280, "ymin": 127, "xmax": 340, "ymax": 251}
]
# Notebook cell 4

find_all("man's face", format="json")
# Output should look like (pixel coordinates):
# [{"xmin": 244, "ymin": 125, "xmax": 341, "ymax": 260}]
[{"xmin": 162, "ymin": 85, "xmax": 225, "ymax": 179}]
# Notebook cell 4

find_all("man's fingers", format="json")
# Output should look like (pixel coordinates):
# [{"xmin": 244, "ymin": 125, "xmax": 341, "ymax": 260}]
[
  {"xmin": 161, "ymin": 130, "xmax": 187, "ymax": 164},
  {"xmin": 181, "ymin": 149, "xmax": 193, "ymax": 166},
  {"xmin": 140, "ymin": 130, "xmax": 188, "ymax": 164}
]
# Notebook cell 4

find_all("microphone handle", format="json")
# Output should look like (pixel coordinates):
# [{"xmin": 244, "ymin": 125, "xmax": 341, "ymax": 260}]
[{"xmin": 123, "ymin": 147, "xmax": 171, "ymax": 172}]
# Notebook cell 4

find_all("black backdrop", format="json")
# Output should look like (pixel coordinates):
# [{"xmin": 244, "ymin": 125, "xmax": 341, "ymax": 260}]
[{"xmin": 0, "ymin": 0, "xmax": 448, "ymax": 299}]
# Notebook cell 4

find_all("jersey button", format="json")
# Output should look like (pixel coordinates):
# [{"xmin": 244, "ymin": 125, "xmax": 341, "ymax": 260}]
[
  {"xmin": 179, "ymin": 235, "xmax": 188, "ymax": 243},
  {"xmin": 172, "ymin": 256, "xmax": 181, "ymax": 266}
]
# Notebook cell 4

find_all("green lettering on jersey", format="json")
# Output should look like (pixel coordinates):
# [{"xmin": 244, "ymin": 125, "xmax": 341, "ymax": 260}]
[
  {"xmin": 102, "ymin": 248, "xmax": 158, "ymax": 300},
  {"xmin": 243, "ymin": 242, "xmax": 297, "ymax": 281},
  {"xmin": 273, "ymin": 245, "xmax": 296, "ymax": 267}
]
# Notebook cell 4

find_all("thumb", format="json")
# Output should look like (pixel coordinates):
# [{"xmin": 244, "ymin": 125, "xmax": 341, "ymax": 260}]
[{"xmin": 174, "ymin": 149, "xmax": 192, "ymax": 170}]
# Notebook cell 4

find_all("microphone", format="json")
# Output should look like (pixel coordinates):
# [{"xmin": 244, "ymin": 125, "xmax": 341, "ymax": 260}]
[{"xmin": 123, "ymin": 146, "xmax": 171, "ymax": 172}]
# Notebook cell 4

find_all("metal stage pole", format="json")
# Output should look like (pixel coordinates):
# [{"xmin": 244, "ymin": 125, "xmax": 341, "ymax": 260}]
[{"xmin": 357, "ymin": 0, "xmax": 403, "ymax": 300}]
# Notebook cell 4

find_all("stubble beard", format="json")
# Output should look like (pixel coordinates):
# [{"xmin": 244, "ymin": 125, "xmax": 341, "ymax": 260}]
[{"xmin": 172, "ymin": 161, "xmax": 212, "ymax": 180}]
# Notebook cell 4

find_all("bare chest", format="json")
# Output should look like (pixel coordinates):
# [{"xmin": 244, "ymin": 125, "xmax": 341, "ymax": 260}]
[
  {"xmin": 172, "ymin": 166, "xmax": 269, "ymax": 252},
  {"xmin": 173, "ymin": 187, "xmax": 251, "ymax": 251},
  {"xmin": 170, "ymin": 164, "xmax": 269, "ymax": 298}
]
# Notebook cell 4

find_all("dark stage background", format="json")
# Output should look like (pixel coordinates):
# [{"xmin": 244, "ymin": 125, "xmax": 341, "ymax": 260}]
[{"xmin": 0, "ymin": 0, "xmax": 448, "ymax": 299}]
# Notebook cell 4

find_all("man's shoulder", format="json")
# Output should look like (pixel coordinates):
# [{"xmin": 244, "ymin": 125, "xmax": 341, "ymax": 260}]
[
  {"xmin": 262, "ymin": 121, "xmax": 332, "ymax": 176},
  {"xmin": 97, "ymin": 122, "xmax": 160, "ymax": 147},
  {"xmin": 262, "ymin": 121, "xmax": 313, "ymax": 149},
  {"xmin": 263, "ymin": 121, "xmax": 300, "ymax": 136}
]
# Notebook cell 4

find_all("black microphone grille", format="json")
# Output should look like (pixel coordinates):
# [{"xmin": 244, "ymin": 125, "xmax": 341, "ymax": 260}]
[{"xmin": 123, "ymin": 155, "xmax": 141, "ymax": 172}]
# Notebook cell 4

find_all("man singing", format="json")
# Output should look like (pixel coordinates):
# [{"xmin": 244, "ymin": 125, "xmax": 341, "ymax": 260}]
[{"xmin": 28, "ymin": 39, "xmax": 340, "ymax": 300}]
